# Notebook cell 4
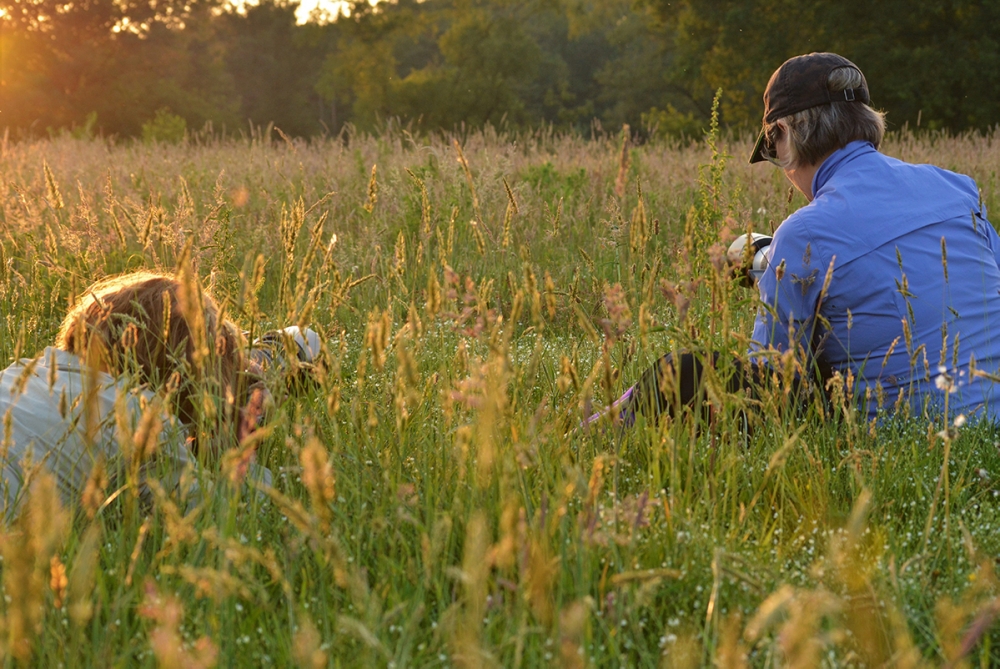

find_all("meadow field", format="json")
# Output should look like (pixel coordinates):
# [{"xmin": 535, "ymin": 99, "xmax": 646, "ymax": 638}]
[{"xmin": 1, "ymin": 121, "xmax": 1000, "ymax": 667}]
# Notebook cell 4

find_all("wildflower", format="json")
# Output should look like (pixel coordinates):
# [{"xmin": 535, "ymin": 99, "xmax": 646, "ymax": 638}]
[{"xmin": 934, "ymin": 366, "xmax": 958, "ymax": 394}]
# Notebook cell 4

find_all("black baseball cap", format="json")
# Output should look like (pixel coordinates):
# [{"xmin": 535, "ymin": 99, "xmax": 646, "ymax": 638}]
[{"xmin": 749, "ymin": 52, "xmax": 870, "ymax": 164}]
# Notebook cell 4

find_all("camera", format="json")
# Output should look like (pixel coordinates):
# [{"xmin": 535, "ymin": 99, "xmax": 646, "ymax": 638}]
[
  {"xmin": 726, "ymin": 232, "xmax": 772, "ymax": 287},
  {"xmin": 248, "ymin": 326, "xmax": 321, "ymax": 387}
]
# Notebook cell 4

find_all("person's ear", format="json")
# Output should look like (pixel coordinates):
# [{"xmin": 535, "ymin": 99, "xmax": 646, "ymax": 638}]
[
  {"xmin": 774, "ymin": 120, "xmax": 788, "ymax": 143},
  {"xmin": 774, "ymin": 121, "xmax": 792, "ymax": 165}
]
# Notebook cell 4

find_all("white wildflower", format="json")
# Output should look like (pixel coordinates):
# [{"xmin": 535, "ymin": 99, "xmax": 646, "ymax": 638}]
[{"xmin": 935, "ymin": 370, "xmax": 957, "ymax": 393}]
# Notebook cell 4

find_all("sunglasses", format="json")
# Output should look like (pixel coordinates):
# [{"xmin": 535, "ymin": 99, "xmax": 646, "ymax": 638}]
[{"xmin": 760, "ymin": 124, "xmax": 783, "ymax": 166}]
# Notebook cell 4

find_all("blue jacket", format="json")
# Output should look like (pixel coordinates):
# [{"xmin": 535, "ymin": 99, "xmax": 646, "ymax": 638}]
[{"xmin": 751, "ymin": 140, "xmax": 1000, "ymax": 421}]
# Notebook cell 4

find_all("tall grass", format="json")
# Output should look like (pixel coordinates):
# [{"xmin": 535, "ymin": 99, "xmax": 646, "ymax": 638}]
[{"xmin": 1, "ymin": 121, "xmax": 1000, "ymax": 667}]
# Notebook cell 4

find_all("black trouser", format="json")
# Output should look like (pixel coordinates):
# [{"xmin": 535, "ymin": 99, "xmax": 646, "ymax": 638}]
[{"xmin": 625, "ymin": 351, "xmax": 765, "ymax": 422}]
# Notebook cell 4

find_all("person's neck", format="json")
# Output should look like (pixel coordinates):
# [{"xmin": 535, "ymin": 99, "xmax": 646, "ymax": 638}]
[{"xmin": 785, "ymin": 154, "xmax": 830, "ymax": 201}]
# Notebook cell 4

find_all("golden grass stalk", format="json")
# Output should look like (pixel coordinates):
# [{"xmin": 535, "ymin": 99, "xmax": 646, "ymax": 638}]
[
  {"xmin": 43, "ymin": 161, "xmax": 64, "ymax": 211},
  {"xmin": 446, "ymin": 511, "xmax": 494, "ymax": 668},
  {"xmin": 293, "ymin": 612, "xmax": 328, "ymax": 669},
  {"xmin": 1, "ymin": 471, "xmax": 69, "ymax": 662},
  {"xmin": 501, "ymin": 176, "xmax": 518, "ymax": 248},
  {"xmin": 364, "ymin": 163, "xmax": 378, "ymax": 213},
  {"xmin": 614, "ymin": 124, "xmax": 630, "ymax": 200},
  {"xmin": 453, "ymin": 140, "xmax": 485, "ymax": 234},
  {"xmin": 300, "ymin": 436, "xmax": 336, "ymax": 528},
  {"xmin": 68, "ymin": 524, "xmax": 102, "ymax": 627},
  {"xmin": 140, "ymin": 581, "xmax": 219, "ymax": 669}
]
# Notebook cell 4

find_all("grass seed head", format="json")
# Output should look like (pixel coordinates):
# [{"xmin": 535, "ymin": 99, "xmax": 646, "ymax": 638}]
[
  {"xmin": 141, "ymin": 580, "xmax": 219, "ymax": 669},
  {"xmin": 363, "ymin": 163, "xmax": 378, "ymax": 213},
  {"xmin": 49, "ymin": 555, "xmax": 67, "ymax": 609},
  {"xmin": 80, "ymin": 459, "xmax": 108, "ymax": 519},
  {"xmin": 300, "ymin": 437, "xmax": 336, "ymax": 517},
  {"xmin": 43, "ymin": 160, "xmax": 64, "ymax": 210},
  {"xmin": 614, "ymin": 124, "xmax": 630, "ymax": 199},
  {"xmin": 292, "ymin": 612, "xmax": 328, "ymax": 669},
  {"xmin": 2, "ymin": 471, "xmax": 69, "ymax": 662}
]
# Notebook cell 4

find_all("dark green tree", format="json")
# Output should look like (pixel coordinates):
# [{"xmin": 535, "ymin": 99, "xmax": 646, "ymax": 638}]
[
  {"xmin": 314, "ymin": 0, "xmax": 422, "ymax": 131},
  {"xmin": 644, "ymin": 0, "xmax": 1000, "ymax": 131},
  {"xmin": 220, "ymin": 0, "xmax": 329, "ymax": 137},
  {"xmin": 0, "ymin": 0, "xmax": 237, "ymax": 135},
  {"xmin": 313, "ymin": 0, "xmax": 688, "ymax": 133},
  {"xmin": 824, "ymin": 0, "xmax": 1000, "ymax": 131},
  {"xmin": 393, "ymin": 0, "xmax": 543, "ymax": 128}
]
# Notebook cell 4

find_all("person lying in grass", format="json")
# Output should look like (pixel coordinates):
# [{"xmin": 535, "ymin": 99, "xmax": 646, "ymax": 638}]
[
  {"xmin": 604, "ymin": 52, "xmax": 1000, "ymax": 427},
  {"xmin": 0, "ymin": 271, "xmax": 270, "ymax": 520}
]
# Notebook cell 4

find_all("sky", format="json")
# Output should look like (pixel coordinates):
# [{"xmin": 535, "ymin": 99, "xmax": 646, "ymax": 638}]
[
  {"xmin": 293, "ymin": 0, "xmax": 344, "ymax": 23},
  {"xmin": 0, "ymin": 0, "xmax": 366, "ymax": 25},
  {"xmin": 291, "ymin": 0, "xmax": 376, "ymax": 23}
]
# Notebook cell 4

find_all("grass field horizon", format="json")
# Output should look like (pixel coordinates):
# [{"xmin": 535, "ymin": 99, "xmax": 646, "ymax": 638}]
[{"xmin": 2, "ymin": 121, "xmax": 1000, "ymax": 667}]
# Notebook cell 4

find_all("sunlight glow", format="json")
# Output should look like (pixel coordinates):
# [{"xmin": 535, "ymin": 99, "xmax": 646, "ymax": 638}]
[
  {"xmin": 293, "ymin": 0, "xmax": 349, "ymax": 23},
  {"xmin": 223, "ymin": 0, "xmax": 379, "ymax": 24},
  {"xmin": 294, "ymin": 0, "xmax": 382, "ymax": 24}
]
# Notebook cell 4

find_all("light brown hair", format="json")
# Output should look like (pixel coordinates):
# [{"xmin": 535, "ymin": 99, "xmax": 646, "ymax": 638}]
[{"xmin": 56, "ymin": 271, "xmax": 245, "ymax": 452}]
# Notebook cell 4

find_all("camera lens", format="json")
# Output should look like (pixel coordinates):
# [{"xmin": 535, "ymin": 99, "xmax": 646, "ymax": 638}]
[
  {"xmin": 248, "ymin": 326, "xmax": 321, "ymax": 392},
  {"xmin": 726, "ymin": 233, "xmax": 772, "ymax": 286}
]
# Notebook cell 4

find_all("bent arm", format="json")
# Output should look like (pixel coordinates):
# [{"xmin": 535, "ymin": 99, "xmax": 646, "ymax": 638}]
[
  {"xmin": 977, "ymin": 210, "xmax": 1000, "ymax": 271},
  {"xmin": 750, "ymin": 224, "xmax": 826, "ymax": 366}
]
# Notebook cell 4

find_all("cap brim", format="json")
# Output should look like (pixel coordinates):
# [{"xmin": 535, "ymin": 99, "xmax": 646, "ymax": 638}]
[{"xmin": 748, "ymin": 129, "xmax": 768, "ymax": 164}]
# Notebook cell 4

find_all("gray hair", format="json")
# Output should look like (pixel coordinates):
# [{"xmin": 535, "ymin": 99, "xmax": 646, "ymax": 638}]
[{"xmin": 768, "ymin": 67, "xmax": 886, "ymax": 168}]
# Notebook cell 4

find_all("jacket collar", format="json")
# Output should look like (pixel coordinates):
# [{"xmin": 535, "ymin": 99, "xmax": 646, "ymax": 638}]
[{"xmin": 812, "ymin": 140, "xmax": 877, "ymax": 196}]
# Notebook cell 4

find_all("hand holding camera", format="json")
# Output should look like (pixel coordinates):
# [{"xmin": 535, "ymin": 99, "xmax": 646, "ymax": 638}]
[
  {"xmin": 726, "ymin": 232, "xmax": 772, "ymax": 287},
  {"xmin": 248, "ymin": 325, "xmax": 322, "ymax": 389},
  {"xmin": 239, "ymin": 326, "xmax": 321, "ymax": 434},
  {"xmin": 251, "ymin": 326, "xmax": 320, "ymax": 365}
]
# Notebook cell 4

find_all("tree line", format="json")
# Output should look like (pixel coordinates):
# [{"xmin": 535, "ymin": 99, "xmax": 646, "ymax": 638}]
[{"xmin": 2, "ymin": 0, "xmax": 998, "ymax": 139}]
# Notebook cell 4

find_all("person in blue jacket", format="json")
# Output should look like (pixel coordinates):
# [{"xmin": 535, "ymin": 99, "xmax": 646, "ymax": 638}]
[
  {"xmin": 747, "ymin": 51, "xmax": 1000, "ymax": 422},
  {"xmin": 605, "ymin": 52, "xmax": 1000, "ymax": 426}
]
